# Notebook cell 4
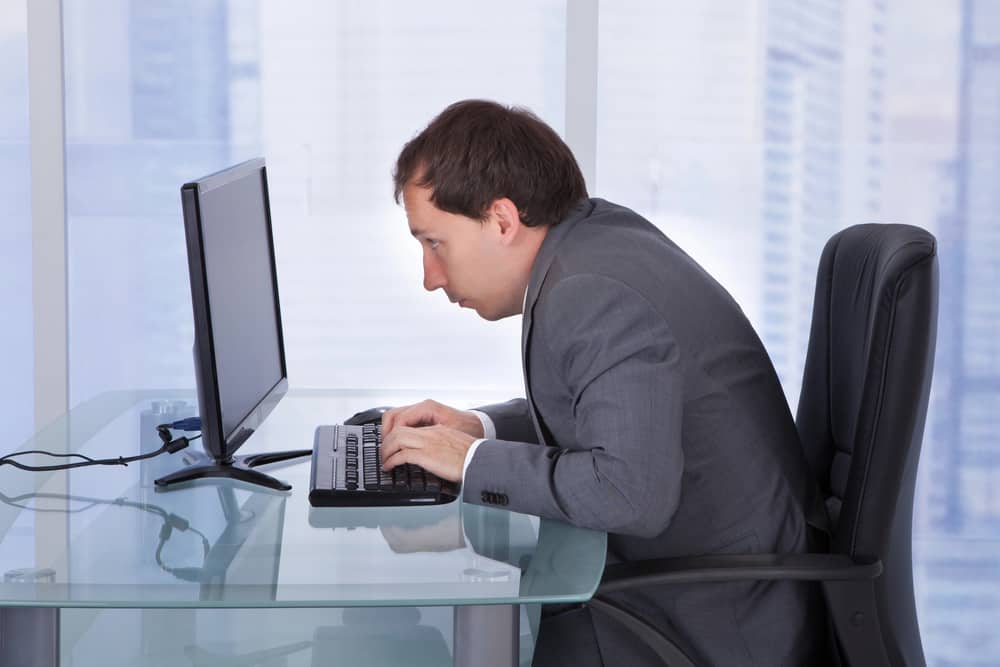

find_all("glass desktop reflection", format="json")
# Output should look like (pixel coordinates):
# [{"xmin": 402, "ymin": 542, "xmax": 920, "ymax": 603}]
[{"xmin": 0, "ymin": 482, "xmax": 288, "ymax": 604}]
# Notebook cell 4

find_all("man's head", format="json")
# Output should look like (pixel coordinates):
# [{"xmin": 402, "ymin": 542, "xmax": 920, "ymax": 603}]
[{"xmin": 393, "ymin": 100, "xmax": 588, "ymax": 320}]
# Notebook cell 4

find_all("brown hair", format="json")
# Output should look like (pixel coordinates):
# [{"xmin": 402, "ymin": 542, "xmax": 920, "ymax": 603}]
[{"xmin": 393, "ymin": 100, "xmax": 588, "ymax": 227}]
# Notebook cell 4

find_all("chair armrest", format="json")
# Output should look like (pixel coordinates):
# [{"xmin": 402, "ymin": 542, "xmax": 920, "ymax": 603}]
[{"xmin": 597, "ymin": 553, "xmax": 882, "ymax": 594}]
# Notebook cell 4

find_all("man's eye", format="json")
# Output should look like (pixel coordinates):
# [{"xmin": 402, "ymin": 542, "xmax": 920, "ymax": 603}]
[{"xmin": 428, "ymin": 240, "xmax": 441, "ymax": 250}]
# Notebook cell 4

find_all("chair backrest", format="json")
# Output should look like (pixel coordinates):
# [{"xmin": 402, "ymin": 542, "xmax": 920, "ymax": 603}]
[{"xmin": 796, "ymin": 223, "xmax": 938, "ymax": 667}]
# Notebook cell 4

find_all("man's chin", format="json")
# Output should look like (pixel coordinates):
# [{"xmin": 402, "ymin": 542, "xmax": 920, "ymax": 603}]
[
  {"xmin": 474, "ymin": 305, "xmax": 517, "ymax": 322},
  {"xmin": 457, "ymin": 298, "xmax": 516, "ymax": 321}
]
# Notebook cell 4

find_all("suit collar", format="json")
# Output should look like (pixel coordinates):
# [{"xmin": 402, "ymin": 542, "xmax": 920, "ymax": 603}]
[{"xmin": 523, "ymin": 198, "xmax": 595, "ymax": 315}]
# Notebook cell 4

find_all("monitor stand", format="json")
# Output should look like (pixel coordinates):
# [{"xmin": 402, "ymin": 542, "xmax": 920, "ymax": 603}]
[{"xmin": 154, "ymin": 448, "xmax": 312, "ymax": 492}]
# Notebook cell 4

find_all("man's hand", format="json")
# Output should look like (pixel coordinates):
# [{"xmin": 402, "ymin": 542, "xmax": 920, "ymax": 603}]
[
  {"xmin": 381, "ymin": 399, "xmax": 484, "ymax": 439},
  {"xmin": 380, "ymin": 424, "xmax": 476, "ymax": 483}
]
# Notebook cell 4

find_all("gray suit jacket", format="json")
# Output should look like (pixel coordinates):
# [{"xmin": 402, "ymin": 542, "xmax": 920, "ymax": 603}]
[{"xmin": 465, "ymin": 199, "xmax": 827, "ymax": 665}]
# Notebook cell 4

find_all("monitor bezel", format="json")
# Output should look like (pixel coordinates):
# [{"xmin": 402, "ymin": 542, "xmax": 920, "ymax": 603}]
[{"xmin": 181, "ymin": 157, "xmax": 289, "ymax": 463}]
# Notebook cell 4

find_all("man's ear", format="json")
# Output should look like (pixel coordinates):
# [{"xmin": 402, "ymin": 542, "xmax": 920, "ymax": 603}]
[{"xmin": 487, "ymin": 198, "xmax": 523, "ymax": 245}]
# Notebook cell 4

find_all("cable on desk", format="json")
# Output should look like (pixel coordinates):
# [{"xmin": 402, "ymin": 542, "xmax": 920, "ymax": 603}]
[{"xmin": 0, "ymin": 419, "xmax": 202, "ymax": 472}]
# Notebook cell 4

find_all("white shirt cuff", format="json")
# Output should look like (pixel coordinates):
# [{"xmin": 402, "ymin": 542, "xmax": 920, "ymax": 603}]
[
  {"xmin": 467, "ymin": 410, "xmax": 496, "ymax": 440},
  {"xmin": 462, "ymin": 410, "xmax": 495, "ymax": 483}
]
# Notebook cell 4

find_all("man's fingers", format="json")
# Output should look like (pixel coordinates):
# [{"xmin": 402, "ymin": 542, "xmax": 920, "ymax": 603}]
[
  {"xmin": 381, "ymin": 448, "xmax": 406, "ymax": 471},
  {"xmin": 379, "ymin": 430, "xmax": 401, "ymax": 461},
  {"xmin": 382, "ymin": 447, "xmax": 450, "ymax": 481},
  {"xmin": 379, "ymin": 425, "xmax": 466, "ymax": 483},
  {"xmin": 380, "ymin": 426, "xmax": 429, "ymax": 462},
  {"xmin": 381, "ymin": 400, "xmax": 438, "ymax": 435},
  {"xmin": 380, "ymin": 407, "xmax": 399, "ymax": 434},
  {"xmin": 382, "ymin": 446, "xmax": 428, "ymax": 472},
  {"xmin": 381, "ymin": 427, "xmax": 439, "ymax": 467},
  {"xmin": 381, "ymin": 405, "xmax": 414, "ymax": 435}
]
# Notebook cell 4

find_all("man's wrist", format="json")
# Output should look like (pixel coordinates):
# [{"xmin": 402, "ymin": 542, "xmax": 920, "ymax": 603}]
[{"xmin": 466, "ymin": 410, "xmax": 496, "ymax": 440}]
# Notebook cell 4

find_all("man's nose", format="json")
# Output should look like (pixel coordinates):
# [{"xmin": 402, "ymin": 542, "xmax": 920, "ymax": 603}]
[{"xmin": 423, "ymin": 254, "xmax": 446, "ymax": 292}]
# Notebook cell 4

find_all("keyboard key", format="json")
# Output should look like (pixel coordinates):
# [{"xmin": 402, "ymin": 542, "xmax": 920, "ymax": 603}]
[{"xmin": 405, "ymin": 464, "xmax": 424, "ymax": 491}]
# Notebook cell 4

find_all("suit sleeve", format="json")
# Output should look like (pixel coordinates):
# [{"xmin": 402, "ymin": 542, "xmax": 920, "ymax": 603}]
[
  {"xmin": 473, "ymin": 399, "xmax": 539, "ymax": 444},
  {"xmin": 463, "ymin": 274, "xmax": 684, "ymax": 538}
]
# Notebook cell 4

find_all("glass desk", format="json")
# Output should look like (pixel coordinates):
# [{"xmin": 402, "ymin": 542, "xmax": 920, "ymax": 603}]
[{"xmin": 0, "ymin": 390, "xmax": 606, "ymax": 667}]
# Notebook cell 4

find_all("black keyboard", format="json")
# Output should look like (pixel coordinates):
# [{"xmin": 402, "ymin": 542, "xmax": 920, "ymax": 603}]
[{"xmin": 308, "ymin": 423, "xmax": 458, "ymax": 506}]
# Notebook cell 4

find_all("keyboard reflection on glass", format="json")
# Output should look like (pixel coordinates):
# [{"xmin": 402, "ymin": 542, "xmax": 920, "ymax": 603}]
[{"xmin": 308, "ymin": 424, "xmax": 459, "ymax": 507}]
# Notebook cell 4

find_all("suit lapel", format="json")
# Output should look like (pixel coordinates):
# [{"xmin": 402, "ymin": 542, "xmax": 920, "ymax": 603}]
[
  {"xmin": 520, "ymin": 199, "xmax": 596, "ymax": 447},
  {"xmin": 521, "ymin": 306, "xmax": 545, "ymax": 446}
]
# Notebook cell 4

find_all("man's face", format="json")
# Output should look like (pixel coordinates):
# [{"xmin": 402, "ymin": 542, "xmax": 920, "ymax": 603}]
[{"xmin": 402, "ymin": 183, "xmax": 520, "ymax": 321}]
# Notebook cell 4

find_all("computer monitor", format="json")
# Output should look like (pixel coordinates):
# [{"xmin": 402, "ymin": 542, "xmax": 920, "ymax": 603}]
[{"xmin": 155, "ymin": 158, "xmax": 311, "ymax": 491}]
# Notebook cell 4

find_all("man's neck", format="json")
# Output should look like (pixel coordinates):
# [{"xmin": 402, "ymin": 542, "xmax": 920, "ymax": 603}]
[{"xmin": 517, "ymin": 225, "xmax": 549, "ymax": 314}]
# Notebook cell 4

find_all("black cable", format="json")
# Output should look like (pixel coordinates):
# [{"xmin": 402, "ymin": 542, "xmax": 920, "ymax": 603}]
[
  {"xmin": 0, "ymin": 450, "xmax": 98, "ymax": 463},
  {"xmin": 0, "ymin": 435, "xmax": 201, "ymax": 472}
]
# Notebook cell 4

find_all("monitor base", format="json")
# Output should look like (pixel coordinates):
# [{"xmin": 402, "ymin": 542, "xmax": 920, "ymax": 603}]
[{"xmin": 154, "ymin": 448, "xmax": 313, "ymax": 491}]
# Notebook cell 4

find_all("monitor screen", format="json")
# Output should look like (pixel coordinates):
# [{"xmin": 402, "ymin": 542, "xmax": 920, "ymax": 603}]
[{"xmin": 181, "ymin": 158, "xmax": 288, "ymax": 461}]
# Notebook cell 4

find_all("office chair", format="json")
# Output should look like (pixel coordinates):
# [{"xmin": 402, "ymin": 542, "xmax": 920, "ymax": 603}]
[{"xmin": 587, "ymin": 223, "xmax": 939, "ymax": 666}]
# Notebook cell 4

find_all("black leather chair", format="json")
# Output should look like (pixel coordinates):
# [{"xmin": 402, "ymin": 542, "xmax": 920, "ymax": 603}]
[{"xmin": 587, "ymin": 223, "xmax": 939, "ymax": 666}]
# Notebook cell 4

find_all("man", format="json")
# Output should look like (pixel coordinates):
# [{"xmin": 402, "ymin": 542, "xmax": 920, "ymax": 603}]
[{"xmin": 379, "ymin": 100, "xmax": 828, "ymax": 665}]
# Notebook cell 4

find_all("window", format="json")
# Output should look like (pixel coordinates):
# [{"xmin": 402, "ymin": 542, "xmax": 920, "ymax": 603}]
[
  {"xmin": 0, "ymin": 3, "xmax": 32, "ymax": 445},
  {"xmin": 63, "ymin": 0, "xmax": 566, "ymax": 407}
]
